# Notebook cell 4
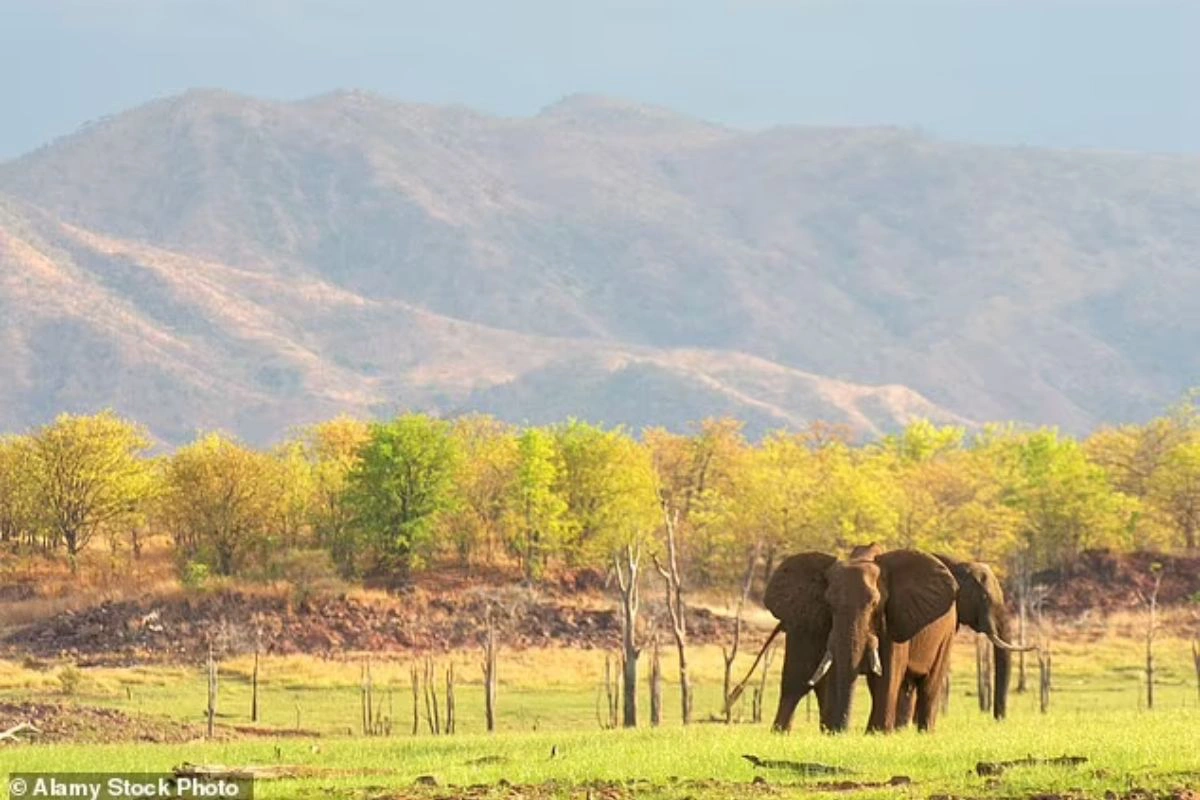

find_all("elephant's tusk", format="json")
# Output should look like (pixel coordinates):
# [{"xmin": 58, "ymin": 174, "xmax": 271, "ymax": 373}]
[
  {"xmin": 988, "ymin": 632, "xmax": 1038, "ymax": 652},
  {"xmin": 808, "ymin": 650, "xmax": 833, "ymax": 686},
  {"xmin": 868, "ymin": 647, "xmax": 882, "ymax": 676}
]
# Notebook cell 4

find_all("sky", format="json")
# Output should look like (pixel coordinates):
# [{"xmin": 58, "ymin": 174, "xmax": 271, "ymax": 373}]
[{"xmin": 0, "ymin": 0, "xmax": 1196, "ymax": 160}]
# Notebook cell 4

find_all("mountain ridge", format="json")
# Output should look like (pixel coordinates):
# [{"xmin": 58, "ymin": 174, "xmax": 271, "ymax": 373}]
[{"xmin": 1, "ymin": 90, "xmax": 1197, "ymax": 443}]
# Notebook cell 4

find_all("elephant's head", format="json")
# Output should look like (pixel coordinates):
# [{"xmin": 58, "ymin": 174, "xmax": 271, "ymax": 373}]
[
  {"xmin": 936, "ymin": 555, "xmax": 1033, "ymax": 720},
  {"xmin": 767, "ymin": 546, "xmax": 957, "ymax": 732}
]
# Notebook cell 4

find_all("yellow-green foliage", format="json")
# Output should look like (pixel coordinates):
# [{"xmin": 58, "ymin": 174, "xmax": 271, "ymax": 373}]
[{"xmin": 3, "ymin": 400, "xmax": 1200, "ymax": 590}]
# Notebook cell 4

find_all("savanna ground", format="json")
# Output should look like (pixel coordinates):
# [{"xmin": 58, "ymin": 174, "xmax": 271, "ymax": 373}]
[
  {"xmin": 2, "ymin": 550, "xmax": 1199, "ymax": 799},
  {"xmin": 2, "ymin": 616, "xmax": 1200, "ymax": 799}
]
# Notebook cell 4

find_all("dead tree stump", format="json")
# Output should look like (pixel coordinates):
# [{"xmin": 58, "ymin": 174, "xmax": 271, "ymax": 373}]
[
  {"xmin": 649, "ymin": 636, "xmax": 663, "ymax": 727},
  {"xmin": 1038, "ymin": 644, "xmax": 1051, "ymax": 714}
]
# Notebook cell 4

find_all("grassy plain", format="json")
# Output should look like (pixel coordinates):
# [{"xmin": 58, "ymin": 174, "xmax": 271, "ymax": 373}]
[{"xmin": 2, "ymin": 616, "xmax": 1199, "ymax": 799}]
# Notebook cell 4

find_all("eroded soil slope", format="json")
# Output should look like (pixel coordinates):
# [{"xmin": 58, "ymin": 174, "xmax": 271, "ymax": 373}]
[{"xmin": 3, "ymin": 586, "xmax": 730, "ymax": 665}]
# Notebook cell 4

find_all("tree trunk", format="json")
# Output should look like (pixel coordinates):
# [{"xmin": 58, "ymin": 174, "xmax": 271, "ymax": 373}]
[
  {"xmin": 1144, "ymin": 569, "xmax": 1163, "ymax": 710},
  {"xmin": 676, "ymin": 641, "xmax": 692, "ymax": 725},
  {"xmin": 603, "ymin": 654, "xmax": 619, "ymax": 729},
  {"xmin": 621, "ymin": 651, "xmax": 638, "ymax": 728},
  {"xmin": 1146, "ymin": 640, "xmax": 1155, "ymax": 710},
  {"xmin": 751, "ymin": 637, "xmax": 777, "ymax": 724},
  {"xmin": 649, "ymin": 636, "xmax": 662, "ymax": 727},
  {"xmin": 654, "ymin": 502, "xmax": 692, "ymax": 725},
  {"xmin": 482, "ymin": 612, "xmax": 498, "ymax": 733},
  {"xmin": 1191, "ymin": 640, "xmax": 1200, "ymax": 704},
  {"xmin": 424, "ymin": 658, "xmax": 441, "ymax": 734},
  {"xmin": 722, "ymin": 544, "xmax": 760, "ymax": 723},
  {"xmin": 410, "ymin": 664, "xmax": 420, "ymax": 735},
  {"xmin": 975, "ymin": 635, "xmax": 991, "ymax": 713},
  {"xmin": 206, "ymin": 642, "xmax": 217, "ymax": 739},
  {"xmin": 722, "ymin": 648, "xmax": 736, "ymax": 724},
  {"xmin": 614, "ymin": 544, "xmax": 641, "ymax": 728},
  {"xmin": 250, "ymin": 637, "xmax": 260, "ymax": 723},
  {"xmin": 1038, "ymin": 644, "xmax": 1051, "ymax": 714},
  {"xmin": 1016, "ymin": 585, "xmax": 1028, "ymax": 694},
  {"xmin": 445, "ymin": 664, "xmax": 456, "ymax": 735},
  {"xmin": 760, "ymin": 543, "xmax": 776, "ymax": 598}
]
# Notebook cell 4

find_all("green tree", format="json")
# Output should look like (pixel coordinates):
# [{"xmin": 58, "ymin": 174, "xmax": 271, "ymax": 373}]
[
  {"xmin": 0, "ymin": 436, "xmax": 39, "ymax": 547},
  {"xmin": 554, "ymin": 421, "xmax": 660, "ymax": 566},
  {"xmin": 160, "ymin": 433, "xmax": 282, "ymax": 576},
  {"xmin": 272, "ymin": 440, "xmax": 317, "ymax": 549},
  {"xmin": 1085, "ymin": 419, "xmax": 1183, "ymax": 500},
  {"xmin": 29, "ymin": 412, "xmax": 154, "ymax": 566},
  {"xmin": 345, "ymin": 414, "xmax": 460, "ymax": 578},
  {"xmin": 745, "ymin": 432, "xmax": 820, "ymax": 550},
  {"xmin": 802, "ymin": 443, "xmax": 900, "ymax": 553},
  {"xmin": 1002, "ymin": 429, "xmax": 1139, "ymax": 569},
  {"xmin": 300, "ymin": 417, "xmax": 371, "ymax": 574},
  {"xmin": 507, "ymin": 427, "xmax": 568, "ymax": 580},
  {"xmin": 665, "ymin": 419, "xmax": 750, "ymax": 586},
  {"xmin": 880, "ymin": 419, "xmax": 965, "ymax": 464},
  {"xmin": 1148, "ymin": 438, "xmax": 1200, "ymax": 550},
  {"xmin": 443, "ymin": 415, "xmax": 519, "ymax": 569}
]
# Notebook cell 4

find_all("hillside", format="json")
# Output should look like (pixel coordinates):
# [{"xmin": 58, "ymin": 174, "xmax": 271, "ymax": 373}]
[{"xmin": 2, "ymin": 89, "xmax": 1198, "ymax": 442}]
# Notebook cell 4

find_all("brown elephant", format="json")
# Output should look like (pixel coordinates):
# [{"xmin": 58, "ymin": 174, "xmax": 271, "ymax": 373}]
[
  {"xmin": 762, "ymin": 545, "xmax": 959, "ymax": 733},
  {"xmin": 894, "ymin": 555, "xmax": 1033, "ymax": 725}
]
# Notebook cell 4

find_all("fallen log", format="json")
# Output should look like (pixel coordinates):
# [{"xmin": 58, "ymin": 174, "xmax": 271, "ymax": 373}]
[
  {"xmin": 975, "ymin": 755, "xmax": 1088, "ymax": 776},
  {"xmin": 0, "ymin": 722, "xmax": 41, "ymax": 742},
  {"xmin": 172, "ymin": 763, "xmax": 301, "ymax": 781},
  {"xmin": 227, "ymin": 724, "xmax": 322, "ymax": 739},
  {"xmin": 816, "ymin": 776, "xmax": 913, "ymax": 791},
  {"xmin": 742, "ymin": 754, "xmax": 854, "ymax": 775}
]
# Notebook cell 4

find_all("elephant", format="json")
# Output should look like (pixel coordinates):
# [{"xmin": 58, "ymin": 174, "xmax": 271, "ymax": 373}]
[
  {"xmin": 893, "ymin": 555, "xmax": 1033, "ymax": 725},
  {"xmin": 760, "ymin": 544, "xmax": 959, "ymax": 733}
]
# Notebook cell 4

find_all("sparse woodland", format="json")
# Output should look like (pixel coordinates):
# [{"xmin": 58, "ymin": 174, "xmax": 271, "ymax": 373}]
[{"xmin": 2, "ymin": 394, "xmax": 1200, "ymax": 595}]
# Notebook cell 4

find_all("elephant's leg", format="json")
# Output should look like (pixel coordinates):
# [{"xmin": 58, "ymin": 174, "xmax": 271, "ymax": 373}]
[
  {"xmin": 772, "ymin": 632, "xmax": 815, "ymax": 732},
  {"xmin": 895, "ymin": 683, "xmax": 916, "ymax": 730},
  {"xmin": 813, "ymin": 675, "xmax": 833, "ymax": 731},
  {"xmin": 866, "ymin": 638, "xmax": 907, "ymax": 734},
  {"xmin": 772, "ymin": 686, "xmax": 805, "ymax": 732},
  {"xmin": 913, "ymin": 632, "xmax": 954, "ymax": 732}
]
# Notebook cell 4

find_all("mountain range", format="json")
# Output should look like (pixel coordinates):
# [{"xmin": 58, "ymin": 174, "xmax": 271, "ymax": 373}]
[{"xmin": 1, "ymin": 89, "xmax": 1197, "ymax": 444}]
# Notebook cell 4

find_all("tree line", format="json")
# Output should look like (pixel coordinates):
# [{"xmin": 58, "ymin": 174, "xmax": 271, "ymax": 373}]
[{"xmin": 1, "ymin": 396, "xmax": 1198, "ymax": 588}]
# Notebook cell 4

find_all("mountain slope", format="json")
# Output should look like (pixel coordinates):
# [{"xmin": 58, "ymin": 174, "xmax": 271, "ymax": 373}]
[
  {"xmin": 2, "ymin": 90, "xmax": 1198, "ymax": 441},
  {"xmin": 0, "ymin": 193, "xmax": 956, "ymax": 443}
]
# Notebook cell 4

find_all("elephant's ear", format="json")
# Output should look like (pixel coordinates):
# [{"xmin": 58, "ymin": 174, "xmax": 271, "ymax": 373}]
[
  {"xmin": 935, "ymin": 554, "xmax": 989, "ymax": 632},
  {"xmin": 879, "ymin": 550, "xmax": 958, "ymax": 642},
  {"xmin": 763, "ymin": 552, "xmax": 836, "ymax": 633}
]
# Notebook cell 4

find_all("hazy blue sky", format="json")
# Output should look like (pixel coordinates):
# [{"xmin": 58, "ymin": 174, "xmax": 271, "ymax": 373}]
[{"xmin": 1, "ymin": 0, "xmax": 1195, "ymax": 160}]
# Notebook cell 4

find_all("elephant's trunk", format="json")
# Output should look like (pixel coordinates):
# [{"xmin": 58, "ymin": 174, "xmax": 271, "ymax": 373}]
[
  {"xmin": 824, "ymin": 628, "xmax": 866, "ymax": 733},
  {"xmin": 989, "ymin": 609, "xmax": 1018, "ymax": 720},
  {"xmin": 993, "ymin": 639, "xmax": 1011, "ymax": 720}
]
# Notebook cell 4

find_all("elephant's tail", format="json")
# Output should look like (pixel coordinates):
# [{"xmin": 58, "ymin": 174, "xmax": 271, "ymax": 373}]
[{"xmin": 726, "ymin": 622, "xmax": 784, "ymax": 709}]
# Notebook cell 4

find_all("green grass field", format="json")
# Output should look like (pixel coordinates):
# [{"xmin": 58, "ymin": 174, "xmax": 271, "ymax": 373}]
[{"xmin": 2, "ymin": 631, "xmax": 1199, "ymax": 799}]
